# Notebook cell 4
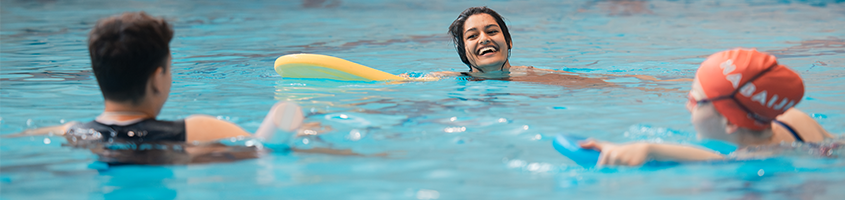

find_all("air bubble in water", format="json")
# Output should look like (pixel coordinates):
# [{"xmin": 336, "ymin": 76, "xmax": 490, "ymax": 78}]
[
  {"xmin": 43, "ymin": 138, "xmax": 51, "ymax": 144},
  {"xmin": 416, "ymin": 189, "xmax": 440, "ymax": 200},
  {"xmin": 348, "ymin": 129, "xmax": 362, "ymax": 141}
]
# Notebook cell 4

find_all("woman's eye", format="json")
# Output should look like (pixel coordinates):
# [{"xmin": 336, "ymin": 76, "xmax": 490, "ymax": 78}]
[
  {"xmin": 487, "ymin": 30, "xmax": 498, "ymax": 34},
  {"xmin": 466, "ymin": 35, "xmax": 477, "ymax": 39}
]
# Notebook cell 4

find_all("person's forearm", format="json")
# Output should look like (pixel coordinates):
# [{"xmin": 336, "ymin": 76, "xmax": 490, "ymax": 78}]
[
  {"xmin": 648, "ymin": 143, "xmax": 724, "ymax": 161},
  {"xmin": 4, "ymin": 122, "xmax": 78, "ymax": 137}
]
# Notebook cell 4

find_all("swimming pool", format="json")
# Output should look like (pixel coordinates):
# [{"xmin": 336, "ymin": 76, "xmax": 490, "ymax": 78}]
[{"xmin": 2, "ymin": 0, "xmax": 844, "ymax": 199}]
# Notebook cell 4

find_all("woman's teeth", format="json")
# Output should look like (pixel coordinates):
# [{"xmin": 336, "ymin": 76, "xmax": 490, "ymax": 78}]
[{"xmin": 478, "ymin": 47, "xmax": 497, "ymax": 55}]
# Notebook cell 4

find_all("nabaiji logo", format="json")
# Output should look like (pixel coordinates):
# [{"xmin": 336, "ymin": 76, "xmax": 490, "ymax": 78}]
[{"xmin": 719, "ymin": 59, "xmax": 796, "ymax": 112}]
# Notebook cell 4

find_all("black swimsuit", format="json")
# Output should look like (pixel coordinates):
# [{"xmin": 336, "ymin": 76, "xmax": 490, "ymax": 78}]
[
  {"xmin": 69, "ymin": 119, "xmax": 186, "ymax": 143},
  {"xmin": 773, "ymin": 120, "xmax": 804, "ymax": 142}
]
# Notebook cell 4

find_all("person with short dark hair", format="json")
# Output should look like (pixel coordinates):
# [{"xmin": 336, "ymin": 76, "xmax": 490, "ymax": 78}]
[{"xmin": 12, "ymin": 12, "xmax": 304, "ymax": 164}]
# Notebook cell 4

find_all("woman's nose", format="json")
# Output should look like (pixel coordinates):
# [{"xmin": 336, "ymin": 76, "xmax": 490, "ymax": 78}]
[{"xmin": 478, "ymin": 32, "xmax": 491, "ymax": 43}]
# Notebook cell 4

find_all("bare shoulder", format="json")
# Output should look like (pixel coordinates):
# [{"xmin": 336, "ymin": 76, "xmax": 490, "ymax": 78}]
[
  {"xmin": 776, "ymin": 109, "xmax": 834, "ymax": 141},
  {"xmin": 185, "ymin": 115, "xmax": 251, "ymax": 142}
]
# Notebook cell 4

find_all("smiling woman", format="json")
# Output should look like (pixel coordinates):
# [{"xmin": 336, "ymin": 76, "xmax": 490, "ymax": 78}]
[
  {"xmin": 450, "ymin": 7, "xmax": 513, "ymax": 73},
  {"xmin": 423, "ymin": 6, "xmax": 690, "ymax": 89}
]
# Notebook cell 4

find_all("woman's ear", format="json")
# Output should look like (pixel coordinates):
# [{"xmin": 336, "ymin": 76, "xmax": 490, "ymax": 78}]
[
  {"xmin": 724, "ymin": 118, "xmax": 740, "ymax": 134},
  {"xmin": 149, "ymin": 67, "xmax": 165, "ymax": 94}
]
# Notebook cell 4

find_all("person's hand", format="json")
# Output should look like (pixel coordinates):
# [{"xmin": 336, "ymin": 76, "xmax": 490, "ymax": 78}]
[
  {"xmin": 295, "ymin": 122, "xmax": 333, "ymax": 137},
  {"xmin": 424, "ymin": 71, "xmax": 461, "ymax": 78},
  {"xmin": 580, "ymin": 140, "xmax": 651, "ymax": 166}
]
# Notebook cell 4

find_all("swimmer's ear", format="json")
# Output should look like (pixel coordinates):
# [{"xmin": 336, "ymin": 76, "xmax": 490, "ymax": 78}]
[
  {"xmin": 149, "ymin": 66, "xmax": 165, "ymax": 94},
  {"xmin": 508, "ymin": 40, "xmax": 513, "ymax": 49}
]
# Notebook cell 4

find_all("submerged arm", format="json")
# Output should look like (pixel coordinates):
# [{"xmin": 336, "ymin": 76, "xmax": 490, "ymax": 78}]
[
  {"xmin": 527, "ymin": 65, "xmax": 693, "ymax": 82},
  {"xmin": 398, "ymin": 71, "xmax": 463, "ymax": 79}
]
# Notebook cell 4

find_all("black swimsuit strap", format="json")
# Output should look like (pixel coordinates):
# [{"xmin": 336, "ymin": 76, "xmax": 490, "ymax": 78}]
[{"xmin": 773, "ymin": 120, "xmax": 803, "ymax": 143}]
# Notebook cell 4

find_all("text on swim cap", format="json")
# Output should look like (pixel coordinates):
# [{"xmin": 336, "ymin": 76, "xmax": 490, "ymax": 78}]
[
  {"xmin": 720, "ymin": 60, "xmax": 742, "ymax": 88},
  {"xmin": 721, "ymin": 60, "xmax": 795, "ymax": 112}
]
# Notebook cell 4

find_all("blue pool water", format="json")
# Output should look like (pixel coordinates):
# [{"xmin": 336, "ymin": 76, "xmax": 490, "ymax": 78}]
[{"xmin": 2, "ymin": 0, "xmax": 844, "ymax": 199}]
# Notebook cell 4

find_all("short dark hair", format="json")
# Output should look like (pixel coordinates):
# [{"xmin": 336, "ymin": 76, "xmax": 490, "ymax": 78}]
[
  {"xmin": 448, "ymin": 7, "xmax": 512, "ymax": 70},
  {"xmin": 88, "ymin": 12, "xmax": 173, "ymax": 104}
]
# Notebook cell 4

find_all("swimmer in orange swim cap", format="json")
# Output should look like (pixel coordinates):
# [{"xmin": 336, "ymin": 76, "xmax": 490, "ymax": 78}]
[{"xmin": 579, "ymin": 48, "xmax": 834, "ymax": 166}]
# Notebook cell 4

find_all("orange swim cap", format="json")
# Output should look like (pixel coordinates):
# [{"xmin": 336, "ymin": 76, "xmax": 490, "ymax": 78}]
[{"xmin": 696, "ymin": 48, "xmax": 804, "ymax": 131}]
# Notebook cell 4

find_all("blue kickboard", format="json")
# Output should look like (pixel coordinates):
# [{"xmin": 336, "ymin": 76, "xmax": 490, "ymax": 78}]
[{"xmin": 552, "ymin": 134, "xmax": 601, "ymax": 166}]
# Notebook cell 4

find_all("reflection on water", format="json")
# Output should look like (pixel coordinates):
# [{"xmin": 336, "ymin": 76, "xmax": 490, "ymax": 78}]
[
  {"xmin": 581, "ymin": 0, "xmax": 655, "ymax": 16},
  {"xmin": 62, "ymin": 127, "xmax": 270, "ymax": 165},
  {"xmin": 302, "ymin": 0, "xmax": 341, "ymax": 8},
  {"xmin": 767, "ymin": 37, "xmax": 845, "ymax": 59},
  {"xmin": 2, "ymin": 0, "xmax": 845, "ymax": 199},
  {"xmin": 0, "ymin": 70, "xmax": 92, "ymax": 82},
  {"xmin": 175, "ymin": 34, "xmax": 449, "ymax": 62}
]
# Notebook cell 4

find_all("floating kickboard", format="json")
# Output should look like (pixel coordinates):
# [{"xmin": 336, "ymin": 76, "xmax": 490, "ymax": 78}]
[{"xmin": 552, "ymin": 134, "xmax": 601, "ymax": 166}]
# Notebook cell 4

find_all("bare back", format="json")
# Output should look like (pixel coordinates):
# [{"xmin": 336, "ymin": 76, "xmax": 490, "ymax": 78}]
[{"xmin": 771, "ymin": 108, "xmax": 834, "ymax": 143}]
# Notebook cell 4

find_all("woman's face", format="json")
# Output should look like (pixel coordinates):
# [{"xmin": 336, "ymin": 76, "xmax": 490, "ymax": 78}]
[
  {"xmin": 687, "ymin": 80, "xmax": 730, "ymax": 141},
  {"xmin": 462, "ymin": 13, "xmax": 510, "ymax": 72}
]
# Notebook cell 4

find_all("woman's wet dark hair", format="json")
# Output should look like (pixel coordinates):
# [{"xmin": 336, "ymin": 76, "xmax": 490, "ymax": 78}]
[
  {"xmin": 448, "ymin": 7, "xmax": 512, "ymax": 71},
  {"xmin": 88, "ymin": 12, "xmax": 173, "ymax": 104}
]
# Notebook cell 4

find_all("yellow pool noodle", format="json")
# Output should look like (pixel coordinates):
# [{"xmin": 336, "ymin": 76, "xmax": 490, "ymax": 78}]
[{"xmin": 274, "ymin": 54, "xmax": 404, "ymax": 81}]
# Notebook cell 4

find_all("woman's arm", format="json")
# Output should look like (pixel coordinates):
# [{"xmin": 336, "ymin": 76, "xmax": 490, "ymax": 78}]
[
  {"xmin": 580, "ymin": 140, "xmax": 724, "ymax": 166},
  {"xmin": 518, "ymin": 66, "xmax": 692, "ymax": 82},
  {"xmin": 4, "ymin": 122, "xmax": 79, "ymax": 138}
]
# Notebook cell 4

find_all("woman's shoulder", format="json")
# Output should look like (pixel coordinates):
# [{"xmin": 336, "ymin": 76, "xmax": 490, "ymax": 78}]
[{"xmin": 775, "ymin": 108, "xmax": 834, "ymax": 141}]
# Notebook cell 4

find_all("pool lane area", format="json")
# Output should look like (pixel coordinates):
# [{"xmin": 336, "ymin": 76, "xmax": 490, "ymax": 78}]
[{"xmin": 2, "ymin": 0, "xmax": 844, "ymax": 199}]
